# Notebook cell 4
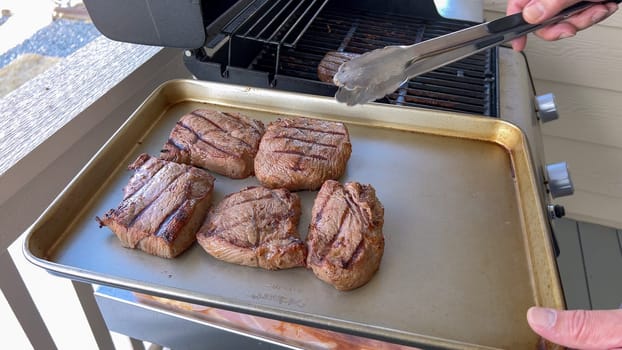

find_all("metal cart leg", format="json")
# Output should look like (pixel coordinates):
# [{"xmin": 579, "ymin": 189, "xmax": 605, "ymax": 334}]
[
  {"xmin": 72, "ymin": 281, "xmax": 116, "ymax": 350},
  {"xmin": 130, "ymin": 337, "xmax": 147, "ymax": 350},
  {"xmin": 0, "ymin": 249, "xmax": 57, "ymax": 349}
]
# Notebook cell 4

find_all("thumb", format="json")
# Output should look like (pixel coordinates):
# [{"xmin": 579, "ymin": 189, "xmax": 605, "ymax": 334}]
[
  {"xmin": 527, "ymin": 307, "xmax": 622, "ymax": 350},
  {"xmin": 521, "ymin": 0, "xmax": 579, "ymax": 23}
]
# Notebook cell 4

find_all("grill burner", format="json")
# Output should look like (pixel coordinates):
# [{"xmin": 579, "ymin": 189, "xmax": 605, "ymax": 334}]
[{"xmin": 186, "ymin": 2, "xmax": 498, "ymax": 117}]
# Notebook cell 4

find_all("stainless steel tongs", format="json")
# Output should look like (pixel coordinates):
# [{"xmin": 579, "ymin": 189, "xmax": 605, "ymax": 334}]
[{"xmin": 334, "ymin": 0, "xmax": 621, "ymax": 106}]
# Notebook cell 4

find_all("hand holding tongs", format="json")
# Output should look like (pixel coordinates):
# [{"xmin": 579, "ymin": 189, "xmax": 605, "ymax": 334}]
[{"xmin": 333, "ymin": 0, "xmax": 621, "ymax": 106}]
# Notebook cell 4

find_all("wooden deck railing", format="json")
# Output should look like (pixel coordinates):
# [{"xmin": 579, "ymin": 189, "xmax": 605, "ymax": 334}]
[{"xmin": 0, "ymin": 36, "xmax": 188, "ymax": 349}]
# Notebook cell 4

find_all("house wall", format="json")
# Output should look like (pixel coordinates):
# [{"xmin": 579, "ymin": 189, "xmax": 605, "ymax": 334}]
[{"xmin": 485, "ymin": 1, "xmax": 622, "ymax": 229}]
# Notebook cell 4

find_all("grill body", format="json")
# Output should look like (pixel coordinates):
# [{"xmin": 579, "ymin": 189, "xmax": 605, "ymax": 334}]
[{"xmin": 184, "ymin": 1, "xmax": 498, "ymax": 116}]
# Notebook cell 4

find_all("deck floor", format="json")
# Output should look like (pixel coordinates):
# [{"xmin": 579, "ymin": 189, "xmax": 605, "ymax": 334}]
[{"xmin": 554, "ymin": 218, "xmax": 622, "ymax": 310}]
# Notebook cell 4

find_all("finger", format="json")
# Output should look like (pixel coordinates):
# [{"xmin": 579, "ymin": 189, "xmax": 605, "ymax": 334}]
[
  {"xmin": 522, "ymin": 0, "xmax": 588, "ymax": 24},
  {"xmin": 506, "ymin": 0, "xmax": 601, "ymax": 48},
  {"xmin": 511, "ymin": 36, "xmax": 528, "ymax": 51},
  {"xmin": 507, "ymin": 0, "xmax": 532, "ymax": 15},
  {"xmin": 527, "ymin": 307, "xmax": 622, "ymax": 350},
  {"xmin": 507, "ymin": 0, "xmax": 532, "ymax": 49},
  {"xmin": 532, "ymin": 22, "xmax": 577, "ymax": 41},
  {"xmin": 531, "ymin": 3, "xmax": 616, "ymax": 41},
  {"xmin": 561, "ymin": 3, "xmax": 618, "ymax": 29},
  {"xmin": 605, "ymin": 1, "xmax": 620, "ymax": 14}
]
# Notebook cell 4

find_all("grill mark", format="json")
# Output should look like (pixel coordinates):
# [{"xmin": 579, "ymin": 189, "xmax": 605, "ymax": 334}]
[
  {"xmin": 218, "ymin": 186, "xmax": 261, "ymax": 206},
  {"xmin": 206, "ymin": 219, "xmax": 244, "ymax": 238},
  {"xmin": 225, "ymin": 194, "xmax": 274, "ymax": 210},
  {"xmin": 127, "ymin": 168, "xmax": 184, "ymax": 227},
  {"xmin": 248, "ymin": 192, "xmax": 295, "ymax": 244},
  {"xmin": 322, "ymin": 189, "xmax": 368, "ymax": 268},
  {"xmin": 153, "ymin": 180, "xmax": 194, "ymax": 242},
  {"xmin": 222, "ymin": 112, "xmax": 262, "ymax": 134},
  {"xmin": 206, "ymin": 210, "xmax": 293, "ymax": 247},
  {"xmin": 235, "ymin": 186, "xmax": 260, "ymax": 195},
  {"xmin": 282, "ymin": 125, "xmax": 346, "ymax": 136},
  {"xmin": 178, "ymin": 122, "xmax": 237, "ymax": 157},
  {"xmin": 206, "ymin": 190, "xmax": 267, "ymax": 239},
  {"xmin": 271, "ymin": 123, "xmax": 346, "ymax": 171},
  {"xmin": 253, "ymin": 207, "xmax": 271, "ymax": 248},
  {"xmin": 213, "ymin": 224, "xmax": 257, "ymax": 249},
  {"xmin": 291, "ymin": 156, "xmax": 304, "ymax": 172},
  {"xmin": 165, "ymin": 137, "xmax": 186, "ymax": 152},
  {"xmin": 225, "ymin": 135, "xmax": 253, "ymax": 150},
  {"xmin": 153, "ymin": 198, "xmax": 188, "ymax": 242},
  {"xmin": 124, "ymin": 161, "xmax": 167, "ymax": 200},
  {"xmin": 272, "ymin": 150, "xmax": 328, "ymax": 161},
  {"xmin": 154, "ymin": 204, "xmax": 181, "ymax": 240},
  {"xmin": 232, "ymin": 137, "xmax": 253, "ymax": 149},
  {"xmin": 343, "ymin": 239, "xmax": 365, "ymax": 269},
  {"xmin": 314, "ymin": 184, "xmax": 338, "ymax": 222},
  {"xmin": 270, "ymin": 135, "xmax": 338, "ymax": 148},
  {"xmin": 318, "ymin": 204, "xmax": 349, "ymax": 262},
  {"xmin": 191, "ymin": 111, "xmax": 225, "ymax": 131},
  {"xmin": 273, "ymin": 134, "xmax": 334, "ymax": 171},
  {"xmin": 189, "ymin": 113, "xmax": 254, "ymax": 150}
]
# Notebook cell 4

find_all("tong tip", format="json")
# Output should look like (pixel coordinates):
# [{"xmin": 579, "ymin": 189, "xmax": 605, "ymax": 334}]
[{"xmin": 333, "ymin": 46, "xmax": 413, "ymax": 106}]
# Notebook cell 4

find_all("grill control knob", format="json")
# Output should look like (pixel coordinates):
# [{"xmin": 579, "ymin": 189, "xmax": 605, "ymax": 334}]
[
  {"xmin": 546, "ymin": 162, "xmax": 574, "ymax": 198},
  {"xmin": 535, "ymin": 93, "xmax": 559, "ymax": 122},
  {"xmin": 547, "ymin": 204, "xmax": 566, "ymax": 219}
]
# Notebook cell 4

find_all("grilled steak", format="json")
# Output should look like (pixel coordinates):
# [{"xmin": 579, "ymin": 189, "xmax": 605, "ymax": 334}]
[
  {"xmin": 318, "ymin": 51, "xmax": 360, "ymax": 84},
  {"xmin": 306, "ymin": 180, "xmax": 384, "ymax": 291},
  {"xmin": 196, "ymin": 186, "xmax": 306, "ymax": 270},
  {"xmin": 96, "ymin": 153, "xmax": 215, "ymax": 258},
  {"xmin": 160, "ymin": 109, "xmax": 265, "ymax": 179},
  {"xmin": 254, "ymin": 117, "xmax": 352, "ymax": 191}
]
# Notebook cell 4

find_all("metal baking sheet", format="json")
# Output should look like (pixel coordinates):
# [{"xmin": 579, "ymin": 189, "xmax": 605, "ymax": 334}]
[{"xmin": 24, "ymin": 79, "xmax": 563, "ymax": 349}]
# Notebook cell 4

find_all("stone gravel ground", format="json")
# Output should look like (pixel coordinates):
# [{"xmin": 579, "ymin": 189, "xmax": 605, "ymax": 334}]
[{"xmin": 0, "ymin": 17, "xmax": 100, "ymax": 69}]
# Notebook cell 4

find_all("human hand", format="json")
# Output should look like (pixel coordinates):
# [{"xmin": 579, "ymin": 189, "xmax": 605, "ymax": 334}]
[
  {"xmin": 506, "ymin": 0, "xmax": 619, "ymax": 51},
  {"xmin": 527, "ymin": 306, "xmax": 622, "ymax": 349}
]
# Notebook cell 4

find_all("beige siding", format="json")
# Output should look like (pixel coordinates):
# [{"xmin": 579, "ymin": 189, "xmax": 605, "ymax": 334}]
[
  {"xmin": 543, "ymin": 136, "xmax": 622, "ymax": 199},
  {"xmin": 537, "ymin": 80, "xmax": 622, "ymax": 149},
  {"xmin": 525, "ymin": 26, "xmax": 622, "ymax": 91},
  {"xmin": 484, "ymin": 1, "xmax": 622, "ymax": 229}
]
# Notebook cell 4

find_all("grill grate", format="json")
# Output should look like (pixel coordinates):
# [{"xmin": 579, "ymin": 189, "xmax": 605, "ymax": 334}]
[
  {"xmin": 247, "ymin": 5, "xmax": 497, "ymax": 116},
  {"xmin": 225, "ymin": 0, "xmax": 330, "ymax": 48}
]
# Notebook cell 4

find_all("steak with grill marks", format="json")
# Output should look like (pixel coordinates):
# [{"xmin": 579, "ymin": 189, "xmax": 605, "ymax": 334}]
[
  {"xmin": 318, "ymin": 51, "xmax": 360, "ymax": 84},
  {"xmin": 196, "ymin": 186, "xmax": 306, "ymax": 270},
  {"xmin": 96, "ymin": 153, "xmax": 215, "ymax": 259},
  {"xmin": 160, "ymin": 109, "xmax": 265, "ymax": 179},
  {"xmin": 306, "ymin": 180, "xmax": 384, "ymax": 291},
  {"xmin": 254, "ymin": 117, "xmax": 352, "ymax": 191}
]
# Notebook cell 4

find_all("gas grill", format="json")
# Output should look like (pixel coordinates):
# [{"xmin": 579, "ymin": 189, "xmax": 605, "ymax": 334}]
[
  {"xmin": 28, "ymin": 0, "xmax": 576, "ymax": 348},
  {"xmin": 182, "ymin": 1, "xmax": 499, "ymax": 116}
]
